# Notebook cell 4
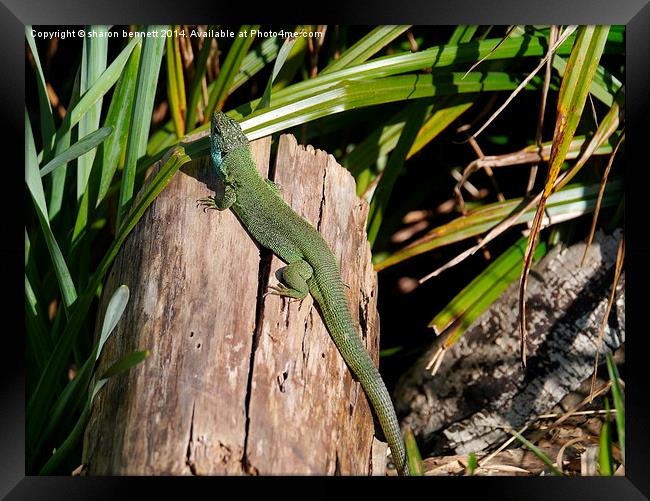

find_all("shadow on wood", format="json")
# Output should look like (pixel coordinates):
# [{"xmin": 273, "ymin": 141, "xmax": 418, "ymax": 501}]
[{"xmin": 82, "ymin": 135, "xmax": 386, "ymax": 475}]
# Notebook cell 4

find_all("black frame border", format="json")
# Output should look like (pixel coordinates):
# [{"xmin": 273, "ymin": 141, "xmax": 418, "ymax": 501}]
[{"xmin": 5, "ymin": 1, "xmax": 649, "ymax": 499}]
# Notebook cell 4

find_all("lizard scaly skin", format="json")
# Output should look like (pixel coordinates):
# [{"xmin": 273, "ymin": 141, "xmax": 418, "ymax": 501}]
[{"xmin": 199, "ymin": 112, "xmax": 409, "ymax": 476}]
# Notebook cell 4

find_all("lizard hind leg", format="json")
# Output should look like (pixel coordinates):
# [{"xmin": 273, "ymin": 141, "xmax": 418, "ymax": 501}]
[{"xmin": 264, "ymin": 260, "xmax": 313, "ymax": 300}]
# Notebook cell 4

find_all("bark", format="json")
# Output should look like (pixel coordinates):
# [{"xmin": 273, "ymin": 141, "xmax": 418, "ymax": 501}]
[
  {"xmin": 82, "ymin": 135, "xmax": 385, "ymax": 475},
  {"xmin": 395, "ymin": 230, "xmax": 625, "ymax": 456}
]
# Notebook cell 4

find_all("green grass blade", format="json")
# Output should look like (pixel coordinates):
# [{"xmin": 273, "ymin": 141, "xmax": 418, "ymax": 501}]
[
  {"xmin": 40, "ymin": 126, "xmax": 113, "ymax": 177},
  {"xmin": 28, "ymin": 285, "xmax": 130, "ymax": 471},
  {"xmin": 348, "ymin": 96, "xmax": 474, "ymax": 195},
  {"xmin": 543, "ymin": 25, "xmax": 610, "ymax": 200},
  {"xmin": 606, "ymin": 352, "xmax": 625, "ymax": 464},
  {"xmin": 255, "ymin": 36, "xmax": 297, "ymax": 111},
  {"xmin": 96, "ymin": 41, "xmax": 142, "ymax": 207},
  {"xmin": 166, "ymin": 29, "xmax": 187, "ymax": 137},
  {"xmin": 321, "ymin": 25, "xmax": 410, "ymax": 74},
  {"xmin": 26, "ymin": 147, "xmax": 190, "ymax": 455},
  {"xmin": 553, "ymin": 55, "xmax": 621, "ymax": 107},
  {"xmin": 519, "ymin": 26, "xmax": 610, "ymax": 365},
  {"xmin": 374, "ymin": 180, "xmax": 623, "ymax": 271},
  {"xmin": 555, "ymin": 87, "xmax": 624, "ymax": 191},
  {"xmin": 507, "ymin": 427, "xmax": 563, "ymax": 475},
  {"xmin": 101, "ymin": 350, "xmax": 149, "ymax": 379},
  {"xmin": 25, "ymin": 274, "xmax": 53, "ymax": 375},
  {"xmin": 367, "ymin": 103, "xmax": 428, "ymax": 246},
  {"xmin": 267, "ymin": 27, "xmax": 309, "ymax": 91},
  {"xmin": 240, "ymin": 71, "xmax": 533, "ymax": 141},
  {"xmin": 430, "ymin": 236, "xmax": 546, "ymax": 341},
  {"xmin": 40, "ymin": 342, "xmax": 148, "ymax": 475},
  {"xmin": 205, "ymin": 25, "xmax": 259, "ymax": 114},
  {"xmin": 52, "ymin": 36, "xmax": 140, "ymax": 149},
  {"xmin": 48, "ymin": 69, "xmax": 80, "ymax": 221},
  {"xmin": 97, "ymin": 285, "xmax": 130, "ymax": 361},
  {"xmin": 77, "ymin": 26, "xmax": 109, "ymax": 199},
  {"xmin": 116, "ymin": 26, "xmax": 167, "ymax": 230},
  {"xmin": 448, "ymin": 25, "xmax": 479, "ymax": 45},
  {"xmin": 25, "ymin": 110, "xmax": 77, "ymax": 312},
  {"xmin": 232, "ymin": 36, "xmax": 282, "ymax": 92},
  {"xmin": 25, "ymin": 26, "xmax": 56, "ymax": 159},
  {"xmin": 403, "ymin": 426, "xmax": 425, "ymax": 476},
  {"xmin": 37, "ymin": 379, "xmax": 107, "ymax": 475},
  {"xmin": 599, "ymin": 399, "xmax": 614, "ymax": 475},
  {"xmin": 226, "ymin": 33, "xmax": 593, "ymax": 119},
  {"xmin": 185, "ymin": 26, "xmax": 216, "ymax": 130},
  {"xmin": 466, "ymin": 452, "xmax": 478, "ymax": 475},
  {"xmin": 26, "ymin": 109, "xmax": 50, "ymax": 224}
]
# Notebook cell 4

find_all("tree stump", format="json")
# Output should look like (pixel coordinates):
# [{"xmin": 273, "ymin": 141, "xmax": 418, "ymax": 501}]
[{"xmin": 82, "ymin": 135, "xmax": 386, "ymax": 475}]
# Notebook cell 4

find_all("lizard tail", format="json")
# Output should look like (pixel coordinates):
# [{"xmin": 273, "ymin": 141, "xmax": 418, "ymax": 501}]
[{"xmin": 308, "ymin": 277, "xmax": 410, "ymax": 476}]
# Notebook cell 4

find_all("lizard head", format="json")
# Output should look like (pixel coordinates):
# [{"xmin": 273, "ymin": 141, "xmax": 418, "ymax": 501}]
[{"xmin": 210, "ymin": 112, "xmax": 248, "ymax": 176}]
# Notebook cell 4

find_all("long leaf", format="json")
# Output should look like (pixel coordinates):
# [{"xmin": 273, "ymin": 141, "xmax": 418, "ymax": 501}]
[
  {"xmin": 37, "ymin": 379, "xmax": 107, "ymax": 475},
  {"xmin": 205, "ymin": 25, "xmax": 259, "ymax": 114},
  {"xmin": 116, "ymin": 26, "xmax": 167, "ymax": 229},
  {"xmin": 507, "ymin": 428, "xmax": 563, "ymax": 475},
  {"xmin": 347, "ymin": 96, "xmax": 474, "ymax": 195},
  {"xmin": 96, "ymin": 41, "xmax": 142, "ymax": 207},
  {"xmin": 184, "ymin": 26, "xmax": 216, "ymax": 130},
  {"xmin": 51, "ymin": 36, "xmax": 140, "ymax": 151},
  {"xmin": 48, "ymin": 69, "xmax": 80, "ymax": 221},
  {"xmin": 321, "ymin": 25, "xmax": 411, "ymax": 74},
  {"xmin": 255, "ymin": 36, "xmax": 297, "ymax": 111},
  {"xmin": 25, "ymin": 274, "xmax": 53, "ymax": 375},
  {"xmin": 25, "ymin": 110, "xmax": 77, "ymax": 312},
  {"xmin": 166, "ymin": 28, "xmax": 186, "ymax": 137},
  {"xmin": 101, "ymin": 350, "xmax": 149, "ymax": 379},
  {"xmin": 606, "ymin": 352, "xmax": 625, "ymax": 464},
  {"xmin": 25, "ymin": 26, "xmax": 56, "ymax": 159},
  {"xmin": 39, "ymin": 126, "xmax": 113, "ymax": 177},
  {"xmin": 77, "ymin": 26, "xmax": 109, "ymax": 199},
  {"xmin": 403, "ymin": 426, "xmax": 425, "ymax": 476},
  {"xmin": 28, "ymin": 285, "xmax": 130, "ymax": 471},
  {"xmin": 227, "ymin": 33, "xmax": 598, "ymax": 121},
  {"xmin": 239, "ymin": 71, "xmax": 535, "ymax": 141},
  {"xmin": 599, "ymin": 402, "xmax": 614, "ymax": 476},
  {"xmin": 26, "ymin": 147, "xmax": 190, "ymax": 453},
  {"xmin": 553, "ymin": 55, "xmax": 622, "ymax": 107},
  {"xmin": 40, "ymin": 345, "xmax": 149, "ymax": 474},
  {"xmin": 519, "ymin": 25, "xmax": 609, "ymax": 366},
  {"xmin": 430, "ymin": 236, "xmax": 546, "ymax": 343},
  {"xmin": 448, "ymin": 25, "xmax": 479, "ymax": 45},
  {"xmin": 367, "ymin": 103, "xmax": 428, "ymax": 246},
  {"xmin": 374, "ymin": 180, "xmax": 623, "ymax": 271}
]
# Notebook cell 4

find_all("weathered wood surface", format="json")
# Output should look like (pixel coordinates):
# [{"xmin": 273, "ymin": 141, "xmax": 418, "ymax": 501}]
[
  {"xmin": 395, "ymin": 230, "xmax": 625, "ymax": 456},
  {"xmin": 82, "ymin": 134, "xmax": 385, "ymax": 475}
]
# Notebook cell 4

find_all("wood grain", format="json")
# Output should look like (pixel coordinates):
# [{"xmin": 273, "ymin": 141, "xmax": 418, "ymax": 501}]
[{"xmin": 82, "ymin": 135, "xmax": 385, "ymax": 475}]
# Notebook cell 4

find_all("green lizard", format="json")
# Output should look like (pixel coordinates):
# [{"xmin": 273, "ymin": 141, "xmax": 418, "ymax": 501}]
[{"xmin": 198, "ymin": 112, "xmax": 409, "ymax": 476}]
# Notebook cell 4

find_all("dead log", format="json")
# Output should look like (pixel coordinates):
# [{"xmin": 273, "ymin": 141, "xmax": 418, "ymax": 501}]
[
  {"xmin": 82, "ymin": 135, "xmax": 386, "ymax": 475},
  {"xmin": 395, "ymin": 230, "xmax": 625, "ymax": 456}
]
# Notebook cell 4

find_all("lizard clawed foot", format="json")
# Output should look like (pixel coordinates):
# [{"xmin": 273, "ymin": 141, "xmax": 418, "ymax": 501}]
[
  {"xmin": 263, "ymin": 284, "xmax": 304, "ymax": 302},
  {"xmin": 196, "ymin": 196, "xmax": 218, "ymax": 212}
]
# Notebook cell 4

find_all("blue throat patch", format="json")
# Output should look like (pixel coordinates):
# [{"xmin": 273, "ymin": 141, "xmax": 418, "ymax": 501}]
[{"xmin": 210, "ymin": 137, "xmax": 224, "ymax": 177}]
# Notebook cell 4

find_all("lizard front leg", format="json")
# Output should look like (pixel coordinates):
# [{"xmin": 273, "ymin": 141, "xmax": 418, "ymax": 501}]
[
  {"xmin": 197, "ymin": 184, "xmax": 236, "ymax": 211},
  {"xmin": 265, "ymin": 260, "xmax": 313, "ymax": 300}
]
